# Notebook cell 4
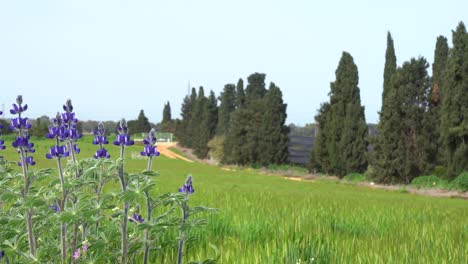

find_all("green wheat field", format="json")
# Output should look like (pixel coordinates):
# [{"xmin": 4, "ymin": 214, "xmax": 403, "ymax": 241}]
[{"xmin": 1, "ymin": 136, "xmax": 467, "ymax": 263}]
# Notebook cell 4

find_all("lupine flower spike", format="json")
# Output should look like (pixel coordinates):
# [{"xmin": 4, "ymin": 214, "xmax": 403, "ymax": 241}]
[
  {"xmin": 141, "ymin": 128, "xmax": 160, "ymax": 158},
  {"xmin": 9, "ymin": 96, "xmax": 36, "ymax": 166},
  {"xmin": 179, "ymin": 175, "xmax": 195, "ymax": 195},
  {"xmin": 93, "ymin": 122, "xmax": 110, "ymax": 159},
  {"xmin": 0, "ymin": 110, "xmax": 5, "ymax": 153},
  {"xmin": 113, "ymin": 119, "xmax": 134, "ymax": 147}
]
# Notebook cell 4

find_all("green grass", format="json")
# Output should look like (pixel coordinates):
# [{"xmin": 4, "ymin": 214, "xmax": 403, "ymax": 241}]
[{"xmin": 1, "ymin": 136, "xmax": 467, "ymax": 263}]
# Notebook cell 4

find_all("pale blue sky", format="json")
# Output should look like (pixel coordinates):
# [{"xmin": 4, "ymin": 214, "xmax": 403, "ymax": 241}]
[{"xmin": 0, "ymin": 0, "xmax": 467, "ymax": 125}]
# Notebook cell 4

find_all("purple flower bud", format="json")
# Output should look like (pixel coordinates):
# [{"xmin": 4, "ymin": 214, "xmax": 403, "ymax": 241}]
[
  {"xmin": 0, "ymin": 250, "xmax": 4, "ymax": 259},
  {"xmin": 49, "ymin": 204, "xmax": 60, "ymax": 213},
  {"xmin": 113, "ymin": 120, "xmax": 134, "ymax": 147},
  {"xmin": 94, "ymin": 148, "xmax": 110, "ymax": 159},
  {"xmin": 129, "ymin": 213, "xmax": 144, "ymax": 223},
  {"xmin": 178, "ymin": 175, "xmax": 195, "ymax": 194},
  {"xmin": 9, "ymin": 117, "xmax": 32, "ymax": 131},
  {"xmin": 45, "ymin": 146, "xmax": 70, "ymax": 159},
  {"xmin": 18, "ymin": 156, "xmax": 35, "ymax": 166}
]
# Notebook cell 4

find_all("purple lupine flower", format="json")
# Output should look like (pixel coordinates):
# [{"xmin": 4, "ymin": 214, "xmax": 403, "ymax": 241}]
[
  {"xmin": 8, "ymin": 117, "xmax": 32, "ymax": 131},
  {"xmin": 49, "ymin": 204, "xmax": 60, "ymax": 213},
  {"xmin": 0, "ymin": 111, "xmax": 4, "ymax": 152},
  {"xmin": 12, "ymin": 136, "xmax": 35, "ymax": 153},
  {"xmin": 0, "ymin": 250, "xmax": 4, "ymax": 259},
  {"xmin": 18, "ymin": 156, "xmax": 35, "ymax": 166},
  {"xmin": 141, "ymin": 128, "xmax": 160, "ymax": 157},
  {"xmin": 45, "ymin": 146, "xmax": 70, "ymax": 159},
  {"xmin": 0, "ymin": 110, "xmax": 3, "ymax": 131},
  {"xmin": 178, "ymin": 175, "xmax": 194, "ymax": 194},
  {"xmin": 113, "ymin": 119, "xmax": 134, "ymax": 146},
  {"xmin": 9, "ymin": 95, "xmax": 28, "ymax": 115},
  {"xmin": 93, "ymin": 122, "xmax": 110, "ymax": 159},
  {"xmin": 94, "ymin": 148, "xmax": 110, "ymax": 159},
  {"xmin": 60, "ymin": 99, "xmax": 82, "ymax": 152},
  {"xmin": 129, "ymin": 213, "xmax": 144, "ymax": 223},
  {"xmin": 9, "ymin": 96, "xmax": 36, "ymax": 167},
  {"xmin": 82, "ymin": 245, "xmax": 88, "ymax": 251}
]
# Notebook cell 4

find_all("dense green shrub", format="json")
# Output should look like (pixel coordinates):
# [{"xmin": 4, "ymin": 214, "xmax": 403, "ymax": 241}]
[
  {"xmin": 451, "ymin": 172, "xmax": 468, "ymax": 192},
  {"xmin": 343, "ymin": 173, "xmax": 366, "ymax": 182},
  {"xmin": 411, "ymin": 175, "xmax": 449, "ymax": 189}
]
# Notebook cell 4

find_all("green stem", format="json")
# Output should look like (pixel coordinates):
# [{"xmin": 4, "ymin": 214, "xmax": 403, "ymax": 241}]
[
  {"xmin": 177, "ymin": 196, "xmax": 189, "ymax": 264},
  {"xmin": 119, "ymin": 144, "xmax": 128, "ymax": 264},
  {"xmin": 57, "ymin": 157, "xmax": 67, "ymax": 264},
  {"xmin": 143, "ymin": 157, "xmax": 153, "ymax": 264}
]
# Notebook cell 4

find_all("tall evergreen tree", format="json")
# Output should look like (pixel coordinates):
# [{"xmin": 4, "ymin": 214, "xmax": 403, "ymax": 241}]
[
  {"xmin": 325, "ymin": 52, "xmax": 367, "ymax": 177},
  {"xmin": 162, "ymin": 101, "xmax": 172, "ymax": 123},
  {"xmin": 236, "ymin": 78, "xmax": 245, "ymax": 109},
  {"xmin": 217, "ymin": 84, "xmax": 236, "ymax": 135},
  {"xmin": 382, "ymin": 31, "xmax": 397, "ymax": 107},
  {"xmin": 207, "ymin": 90, "xmax": 219, "ymax": 138},
  {"xmin": 311, "ymin": 103, "xmax": 331, "ymax": 173},
  {"xmin": 191, "ymin": 87, "xmax": 207, "ymax": 157},
  {"xmin": 258, "ymin": 83, "xmax": 289, "ymax": 165},
  {"xmin": 177, "ymin": 88, "xmax": 197, "ymax": 147},
  {"xmin": 136, "ymin": 110, "xmax": 151, "ymax": 134},
  {"xmin": 441, "ymin": 22, "xmax": 468, "ymax": 177},
  {"xmin": 374, "ymin": 58, "xmax": 432, "ymax": 183},
  {"xmin": 245, "ymin": 73, "xmax": 267, "ymax": 105},
  {"xmin": 426, "ymin": 36, "xmax": 449, "ymax": 166}
]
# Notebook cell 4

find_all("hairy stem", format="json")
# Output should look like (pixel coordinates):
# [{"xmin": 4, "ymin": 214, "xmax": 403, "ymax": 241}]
[
  {"xmin": 20, "ymin": 147, "xmax": 36, "ymax": 256},
  {"xmin": 57, "ymin": 157, "xmax": 67, "ymax": 264},
  {"xmin": 177, "ymin": 197, "xmax": 189, "ymax": 264},
  {"xmin": 119, "ymin": 144, "xmax": 128, "ymax": 264},
  {"xmin": 143, "ymin": 157, "xmax": 153, "ymax": 264}
]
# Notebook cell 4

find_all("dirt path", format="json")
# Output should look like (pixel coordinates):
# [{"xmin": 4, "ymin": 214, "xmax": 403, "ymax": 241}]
[
  {"xmin": 156, "ymin": 142, "xmax": 193, "ymax": 163},
  {"xmin": 284, "ymin": 176, "xmax": 468, "ymax": 199}
]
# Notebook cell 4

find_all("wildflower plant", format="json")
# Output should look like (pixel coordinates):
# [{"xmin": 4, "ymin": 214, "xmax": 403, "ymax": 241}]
[{"xmin": 0, "ymin": 95, "xmax": 216, "ymax": 263}]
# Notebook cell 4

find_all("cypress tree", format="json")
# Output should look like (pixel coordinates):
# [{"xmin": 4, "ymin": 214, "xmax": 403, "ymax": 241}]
[
  {"xmin": 236, "ymin": 78, "xmax": 245, "ymax": 109},
  {"xmin": 245, "ymin": 73, "xmax": 267, "ymax": 105},
  {"xmin": 441, "ymin": 22, "xmax": 468, "ymax": 177},
  {"xmin": 258, "ymin": 83, "xmax": 289, "ymax": 165},
  {"xmin": 326, "ymin": 52, "xmax": 367, "ymax": 177},
  {"xmin": 217, "ymin": 84, "xmax": 236, "ymax": 135},
  {"xmin": 375, "ymin": 58, "xmax": 432, "ymax": 183},
  {"xmin": 382, "ymin": 32, "xmax": 397, "ymax": 107},
  {"xmin": 426, "ymin": 36, "xmax": 449, "ymax": 166},
  {"xmin": 192, "ymin": 87, "xmax": 207, "ymax": 158},
  {"xmin": 162, "ymin": 101, "xmax": 172, "ymax": 123},
  {"xmin": 136, "ymin": 110, "xmax": 151, "ymax": 134},
  {"xmin": 207, "ymin": 90, "xmax": 219, "ymax": 138},
  {"xmin": 311, "ymin": 103, "xmax": 331, "ymax": 173},
  {"xmin": 177, "ymin": 88, "xmax": 197, "ymax": 147}
]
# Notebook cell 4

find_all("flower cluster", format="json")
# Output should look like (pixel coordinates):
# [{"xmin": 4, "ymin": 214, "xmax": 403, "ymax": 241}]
[
  {"xmin": 9, "ymin": 96, "xmax": 36, "ymax": 166},
  {"xmin": 141, "ymin": 128, "xmax": 160, "ymax": 158},
  {"xmin": 129, "ymin": 213, "xmax": 144, "ymax": 224},
  {"xmin": 46, "ymin": 114, "xmax": 67, "ymax": 141},
  {"xmin": 113, "ymin": 119, "xmax": 134, "ymax": 147},
  {"xmin": 93, "ymin": 122, "xmax": 110, "ymax": 159},
  {"xmin": 73, "ymin": 244, "xmax": 88, "ymax": 260},
  {"xmin": 45, "ymin": 146, "xmax": 69, "ymax": 160},
  {"xmin": 0, "ymin": 110, "xmax": 4, "ymax": 153},
  {"xmin": 61, "ymin": 99, "xmax": 82, "ymax": 154},
  {"xmin": 178, "ymin": 175, "xmax": 195, "ymax": 194}
]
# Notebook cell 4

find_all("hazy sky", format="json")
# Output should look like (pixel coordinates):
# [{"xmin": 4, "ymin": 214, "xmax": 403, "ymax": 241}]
[{"xmin": 0, "ymin": 1, "xmax": 467, "ymax": 125}]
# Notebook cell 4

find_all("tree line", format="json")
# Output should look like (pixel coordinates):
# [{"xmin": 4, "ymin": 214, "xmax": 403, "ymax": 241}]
[
  {"xmin": 309, "ymin": 21, "xmax": 468, "ymax": 183},
  {"xmin": 173, "ymin": 73, "xmax": 289, "ymax": 166}
]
